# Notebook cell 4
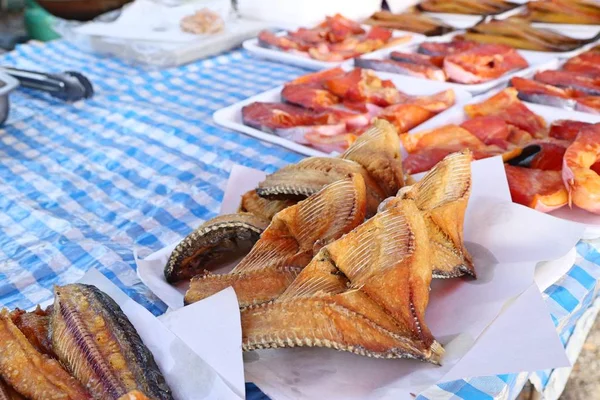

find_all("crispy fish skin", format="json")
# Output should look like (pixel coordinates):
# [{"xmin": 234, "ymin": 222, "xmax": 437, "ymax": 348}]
[
  {"xmin": 117, "ymin": 391, "xmax": 152, "ymax": 400},
  {"xmin": 185, "ymin": 174, "xmax": 368, "ymax": 307},
  {"xmin": 242, "ymin": 198, "xmax": 443, "ymax": 363},
  {"xmin": 164, "ymin": 213, "xmax": 271, "ymax": 283},
  {"xmin": 50, "ymin": 284, "xmax": 172, "ymax": 400},
  {"xmin": 399, "ymin": 151, "xmax": 475, "ymax": 278},
  {"xmin": 8, "ymin": 306, "xmax": 54, "ymax": 357},
  {"xmin": 239, "ymin": 190, "xmax": 296, "ymax": 221},
  {"xmin": 341, "ymin": 119, "xmax": 405, "ymax": 198},
  {"xmin": 256, "ymin": 157, "xmax": 385, "ymax": 217},
  {"xmin": 0, "ymin": 309, "xmax": 90, "ymax": 400}
]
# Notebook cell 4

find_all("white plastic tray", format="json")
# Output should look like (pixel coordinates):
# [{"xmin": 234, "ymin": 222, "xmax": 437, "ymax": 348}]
[
  {"xmin": 343, "ymin": 36, "xmax": 558, "ymax": 95},
  {"xmin": 412, "ymin": 89, "xmax": 600, "ymax": 237},
  {"xmin": 213, "ymin": 70, "xmax": 472, "ymax": 157},
  {"xmin": 242, "ymin": 26, "xmax": 425, "ymax": 70}
]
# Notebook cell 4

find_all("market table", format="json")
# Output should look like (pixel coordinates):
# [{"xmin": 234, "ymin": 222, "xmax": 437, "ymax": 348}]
[{"xmin": 0, "ymin": 40, "xmax": 599, "ymax": 400}]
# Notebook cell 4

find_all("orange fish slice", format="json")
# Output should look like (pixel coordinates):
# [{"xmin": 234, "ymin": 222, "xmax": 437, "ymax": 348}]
[
  {"xmin": 505, "ymin": 165, "xmax": 568, "ymax": 212},
  {"xmin": 184, "ymin": 174, "xmax": 368, "ymax": 307},
  {"xmin": 398, "ymin": 151, "xmax": 475, "ymax": 278},
  {"xmin": 401, "ymin": 124, "xmax": 487, "ymax": 154},
  {"xmin": 242, "ymin": 198, "xmax": 444, "ymax": 363}
]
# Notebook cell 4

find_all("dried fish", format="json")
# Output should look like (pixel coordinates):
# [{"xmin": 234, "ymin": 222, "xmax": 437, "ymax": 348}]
[
  {"xmin": 256, "ymin": 157, "xmax": 385, "ymax": 216},
  {"xmin": 8, "ymin": 306, "xmax": 54, "ymax": 357},
  {"xmin": 50, "ymin": 284, "xmax": 172, "ymax": 400},
  {"xmin": 242, "ymin": 197, "xmax": 444, "ymax": 363},
  {"xmin": 355, "ymin": 58, "xmax": 447, "ymax": 81},
  {"xmin": 418, "ymin": 0, "xmax": 518, "ymax": 15},
  {"xmin": 239, "ymin": 190, "xmax": 296, "ymax": 221},
  {"xmin": 364, "ymin": 11, "xmax": 454, "ymax": 37},
  {"xmin": 185, "ymin": 174, "xmax": 368, "ymax": 307},
  {"xmin": 0, "ymin": 309, "xmax": 90, "ymax": 400},
  {"xmin": 398, "ymin": 151, "xmax": 475, "ymax": 278},
  {"xmin": 525, "ymin": 0, "xmax": 600, "ymax": 25},
  {"xmin": 164, "ymin": 213, "xmax": 271, "ymax": 283}
]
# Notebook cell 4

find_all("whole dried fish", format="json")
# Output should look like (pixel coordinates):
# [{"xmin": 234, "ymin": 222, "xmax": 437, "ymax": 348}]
[
  {"xmin": 0, "ymin": 309, "xmax": 90, "ymax": 400},
  {"xmin": 50, "ymin": 284, "xmax": 172, "ymax": 400},
  {"xmin": 364, "ymin": 11, "xmax": 454, "ymax": 37},
  {"xmin": 165, "ymin": 213, "xmax": 271, "ymax": 283},
  {"xmin": 256, "ymin": 157, "xmax": 384, "ymax": 215},
  {"xmin": 185, "ymin": 174, "xmax": 368, "ymax": 307},
  {"xmin": 242, "ymin": 197, "xmax": 444, "ymax": 363},
  {"xmin": 418, "ymin": 0, "xmax": 518, "ymax": 15},
  {"xmin": 525, "ymin": 0, "xmax": 600, "ymax": 25},
  {"xmin": 397, "ymin": 151, "xmax": 475, "ymax": 278}
]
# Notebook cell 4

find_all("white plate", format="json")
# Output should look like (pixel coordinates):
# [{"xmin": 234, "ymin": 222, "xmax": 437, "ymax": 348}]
[
  {"xmin": 412, "ymin": 89, "xmax": 600, "ymax": 237},
  {"xmin": 213, "ymin": 70, "xmax": 472, "ymax": 157},
  {"xmin": 344, "ymin": 35, "xmax": 558, "ymax": 95},
  {"xmin": 242, "ymin": 26, "xmax": 425, "ymax": 70}
]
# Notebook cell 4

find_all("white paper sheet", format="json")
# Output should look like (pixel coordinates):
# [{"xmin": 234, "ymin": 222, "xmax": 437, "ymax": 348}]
[
  {"xmin": 76, "ymin": 269, "xmax": 242, "ymax": 400},
  {"xmin": 136, "ymin": 157, "xmax": 584, "ymax": 400},
  {"xmin": 159, "ymin": 287, "xmax": 245, "ymax": 398}
]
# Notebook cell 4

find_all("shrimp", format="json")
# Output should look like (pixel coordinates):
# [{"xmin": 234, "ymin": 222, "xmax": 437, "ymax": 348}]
[{"xmin": 562, "ymin": 123, "xmax": 600, "ymax": 214}]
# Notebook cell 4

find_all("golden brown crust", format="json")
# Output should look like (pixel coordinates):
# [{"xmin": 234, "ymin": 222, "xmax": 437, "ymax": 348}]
[
  {"xmin": 342, "ymin": 119, "xmax": 405, "ymax": 197},
  {"xmin": 0, "ymin": 309, "xmax": 90, "ymax": 400},
  {"xmin": 185, "ymin": 175, "xmax": 368, "ymax": 307},
  {"xmin": 241, "ymin": 199, "xmax": 443, "ymax": 363},
  {"xmin": 239, "ymin": 190, "xmax": 296, "ymax": 220},
  {"xmin": 8, "ymin": 306, "xmax": 54, "ymax": 357},
  {"xmin": 399, "ymin": 150, "xmax": 475, "ymax": 278}
]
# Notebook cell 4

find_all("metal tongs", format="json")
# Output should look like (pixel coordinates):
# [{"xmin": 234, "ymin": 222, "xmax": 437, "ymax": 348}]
[{"xmin": 0, "ymin": 67, "xmax": 94, "ymax": 102}]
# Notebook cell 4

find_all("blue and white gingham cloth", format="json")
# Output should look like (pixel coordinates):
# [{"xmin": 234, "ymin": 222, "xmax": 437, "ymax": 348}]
[{"xmin": 0, "ymin": 40, "xmax": 598, "ymax": 400}]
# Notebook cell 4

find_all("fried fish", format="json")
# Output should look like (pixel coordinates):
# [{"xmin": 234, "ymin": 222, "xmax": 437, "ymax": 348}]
[
  {"xmin": 397, "ymin": 151, "xmax": 475, "ymax": 278},
  {"xmin": 51, "ymin": 284, "xmax": 172, "ymax": 400},
  {"xmin": 241, "ymin": 197, "xmax": 444, "ymax": 363},
  {"xmin": 184, "ymin": 174, "xmax": 368, "ymax": 307},
  {"xmin": 0, "ymin": 309, "xmax": 90, "ymax": 400}
]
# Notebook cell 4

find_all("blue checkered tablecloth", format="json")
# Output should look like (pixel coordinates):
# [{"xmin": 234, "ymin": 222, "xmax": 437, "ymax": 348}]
[{"xmin": 0, "ymin": 40, "xmax": 599, "ymax": 400}]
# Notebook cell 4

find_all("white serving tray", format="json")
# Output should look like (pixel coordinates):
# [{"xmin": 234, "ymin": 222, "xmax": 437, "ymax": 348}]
[
  {"xmin": 213, "ymin": 70, "xmax": 472, "ymax": 157},
  {"xmin": 343, "ymin": 34, "xmax": 559, "ymax": 95},
  {"xmin": 242, "ymin": 26, "xmax": 425, "ymax": 70},
  {"xmin": 412, "ymin": 89, "xmax": 600, "ymax": 238}
]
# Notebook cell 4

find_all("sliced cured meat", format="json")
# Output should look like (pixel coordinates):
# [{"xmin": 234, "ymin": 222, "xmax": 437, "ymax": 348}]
[
  {"xmin": 507, "ymin": 126, "xmax": 533, "ymax": 145},
  {"xmin": 575, "ymin": 97, "xmax": 600, "ymax": 114},
  {"xmin": 355, "ymin": 58, "xmax": 447, "ymax": 81},
  {"xmin": 395, "ymin": 89, "xmax": 455, "ymax": 113},
  {"xmin": 529, "ymin": 142, "xmax": 567, "ymax": 171},
  {"xmin": 534, "ymin": 70, "xmax": 600, "ymax": 96},
  {"xmin": 365, "ymin": 25, "xmax": 393, "ymax": 41},
  {"xmin": 464, "ymin": 88, "xmax": 547, "ymax": 138},
  {"xmin": 460, "ymin": 116, "xmax": 510, "ymax": 147},
  {"xmin": 511, "ymin": 76, "xmax": 576, "ymax": 110},
  {"xmin": 324, "ymin": 68, "xmax": 400, "ymax": 106},
  {"xmin": 304, "ymin": 132, "xmax": 357, "ymax": 153},
  {"xmin": 505, "ymin": 165, "xmax": 568, "ymax": 212},
  {"xmin": 401, "ymin": 124, "xmax": 486, "ymax": 154},
  {"xmin": 258, "ymin": 30, "xmax": 308, "ymax": 51},
  {"xmin": 562, "ymin": 53, "xmax": 600, "ymax": 77},
  {"xmin": 242, "ymin": 102, "xmax": 330, "ymax": 133},
  {"xmin": 444, "ymin": 44, "xmax": 528, "ymax": 84},
  {"xmin": 281, "ymin": 84, "xmax": 340, "ymax": 110},
  {"xmin": 389, "ymin": 51, "xmax": 444, "ymax": 67},
  {"xmin": 288, "ymin": 27, "xmax": 326, "ymax": 44},
  {"xmin": 417, "ymin": 40, "xmax": 479, "ymax": 57},
  {"xmin": 379, "ymin": 104, "xmax": 433, "ymax": 133},
  {"xmin": 548, "ymin": 120, "xmax": 593, "ymax": 141},
  {"xmin": 287, "ymin": 67, "xmax": 346, "ymax": 86},
  {"xmin": 321, "ymin": 14, "xmax": 366, "ymax": 41}
]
